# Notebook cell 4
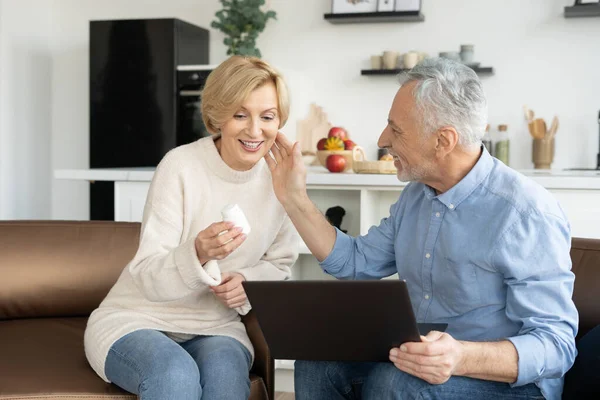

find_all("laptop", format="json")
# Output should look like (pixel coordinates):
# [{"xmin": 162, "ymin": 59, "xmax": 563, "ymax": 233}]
[{"xmin": 242, "ymin": 280, "xmax": 447, "ymax": 362}]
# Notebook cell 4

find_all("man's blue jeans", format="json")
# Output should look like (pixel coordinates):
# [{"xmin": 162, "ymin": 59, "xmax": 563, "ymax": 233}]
[
  {"xmin": 104, "ymin": 329, "xmax": 251, "ymax": 400},
  {"xmin": 295, "ymin": 360, "xmax": 544, "ymax": 400},
  {"xmin": 563, "ymin": 324, "xmax": 600, "ymax": 399}
]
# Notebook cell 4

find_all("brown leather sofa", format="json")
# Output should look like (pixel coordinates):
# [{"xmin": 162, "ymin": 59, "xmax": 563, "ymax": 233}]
[
  {"xmin": 1, "ymin": 221, "xmax": 599, "ymax": 399},
  {"xmin": 569, "ymin": 238, "xmax": 600, "ymax": 341},
  {"xmin": 0, "ymin": 221, "xmax": 273, "ymax": 400}
]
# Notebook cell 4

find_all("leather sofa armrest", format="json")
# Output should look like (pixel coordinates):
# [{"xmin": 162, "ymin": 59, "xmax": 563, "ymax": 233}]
[{"xmin": 242, "ymin": 310, "xmax": 274, "ymax": 400}]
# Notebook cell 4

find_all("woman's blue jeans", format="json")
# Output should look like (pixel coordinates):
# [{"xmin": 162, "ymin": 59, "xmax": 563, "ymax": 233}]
[{"xmin": 104, "ymin": 329, "xmax": 251, "ymax": 400}]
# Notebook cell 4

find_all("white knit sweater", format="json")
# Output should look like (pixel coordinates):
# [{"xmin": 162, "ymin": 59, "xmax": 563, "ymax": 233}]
[{"xmin": 84, "ymin": 136, "xmax": 298, "ymax": 382}]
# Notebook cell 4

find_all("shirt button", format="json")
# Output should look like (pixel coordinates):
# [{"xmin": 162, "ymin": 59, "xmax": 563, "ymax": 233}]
[
  {"xmin": 425, "ymin": 253, "xmax": 431, "ymax": 259},
  {"xmin": 435, "ymin": 212, "xmax": 441, "ymax": 217},
  {"xmin": 449, "ymin": 204, "xmax": 455, "ymax": 209},
  {"xmin": 424, "ymin": 294, "xmax": 430, "ymax": 300}
]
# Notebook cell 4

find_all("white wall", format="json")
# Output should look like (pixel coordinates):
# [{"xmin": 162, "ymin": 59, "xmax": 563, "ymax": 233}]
[
  {"xmin": 0, "ymin": 0, "xmax": 53, "ymax": 219},
  {"xmin": 261, "ymin": 0, "xmax": 600, "ymax": 170},
  {"xmin": 1, "ymin": 0, "xmax": 599, "ymax": 219}
]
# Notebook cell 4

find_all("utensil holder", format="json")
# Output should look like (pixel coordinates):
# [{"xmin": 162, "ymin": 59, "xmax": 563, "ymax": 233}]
[{"xmin": 532, "ymin": 137, "xmax": 555, "ymax": 169}]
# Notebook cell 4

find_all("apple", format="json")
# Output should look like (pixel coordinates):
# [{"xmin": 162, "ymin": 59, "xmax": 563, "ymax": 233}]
[
  {"xmin": 316, "ymin": 138, "xmax": 328, "ymax": 151},
  {"xmin": 343, "ymin": 139, "xmax": 356, "ymax": 150},
  {"xmin": 326, "ymin": 154, "xmax": 346, "ymax": 173},
  {"xmin": 328, "ymin": 127, "xmax": 348, "ymax": 141}
]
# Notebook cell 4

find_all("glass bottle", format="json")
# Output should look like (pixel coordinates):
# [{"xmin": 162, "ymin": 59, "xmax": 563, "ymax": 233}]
[
  {"xmin": 494, "ymin": 124, "xmax": 510, "ymax": 165},
  {"xmin": 482, "ymin": 124, "xmax": 493, "ymax": 155}
]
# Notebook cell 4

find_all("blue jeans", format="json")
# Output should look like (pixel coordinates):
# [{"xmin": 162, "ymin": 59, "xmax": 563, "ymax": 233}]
[
  {"xmin": 563, "ymin": 324, "xmax": 600, "ymax": 399},
  {"xmin": 295, "ymin": 360, "xmax": 544, "ymax": 400},
  {"xmin": 105, "ymin": 329, "xmax": 251, "ymax": 400}
]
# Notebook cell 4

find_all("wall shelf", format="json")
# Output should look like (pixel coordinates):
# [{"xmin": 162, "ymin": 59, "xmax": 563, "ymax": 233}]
[
  {"xmin": 361, "ymin": 66, "xmax": 494, "ymax": 76},
  {"xmin": 564, "ymin": 5, "xmax": 600, "ymax": 18},
  {"xmin": 324, "ymin": 11, "xmax": 424, "ymax": 24}
]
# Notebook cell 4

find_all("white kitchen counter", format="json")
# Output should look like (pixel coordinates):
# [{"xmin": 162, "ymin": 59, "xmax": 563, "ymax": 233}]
[
  {"xmin": 54, "ymin": 166, "xmax": 600, "ymax": 190},
  {"xmin": 54, "ymin": 166, "xmax": 600, "ymax": 240}
]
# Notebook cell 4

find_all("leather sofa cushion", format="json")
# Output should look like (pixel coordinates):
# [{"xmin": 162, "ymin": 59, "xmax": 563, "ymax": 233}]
[
  {"xmin": 570, "ymin": 238, "xmax": 600, "ymax": 339},
  {"xmin": 0, "ymin": 317, "xmax": 268, "ymax": 399},
  {"xmin": 0, "ymin": 221, "xmax": 140, "ymax": 320}
]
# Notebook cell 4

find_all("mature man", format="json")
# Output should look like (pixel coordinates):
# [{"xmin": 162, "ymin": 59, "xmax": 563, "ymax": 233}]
[{"xmin": 264, "ymin": 58, "xmax": 578, "ymax": 400}]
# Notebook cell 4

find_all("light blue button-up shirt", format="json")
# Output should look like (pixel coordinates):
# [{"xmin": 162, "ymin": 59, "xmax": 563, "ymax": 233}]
[{"xmin": 320, "ymin": 148, "xmax": 578, "ymax": 400}]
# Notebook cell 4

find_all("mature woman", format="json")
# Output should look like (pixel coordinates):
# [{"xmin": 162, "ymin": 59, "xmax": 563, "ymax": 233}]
[{"xmin": 84, "ymin": 55, "xmax": 298, "ymax": 400}]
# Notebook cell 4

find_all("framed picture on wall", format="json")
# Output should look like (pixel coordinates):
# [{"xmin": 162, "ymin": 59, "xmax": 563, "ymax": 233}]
[
  {"xmin": 377, "ymin": 0, "xmax": 395, "ymax": 12},
  {"xmin": 395, "ymin": 0, "xmax": 421, "ymax": 12},
  {"xmin": 332, "ymin": 0, "xmax": 378, "ymax": 14}
]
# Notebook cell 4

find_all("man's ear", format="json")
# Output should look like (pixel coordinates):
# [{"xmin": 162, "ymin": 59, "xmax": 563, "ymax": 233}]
[{"xmin": 435, "ymin": 127, "xmax": 459, "ymax": 156}]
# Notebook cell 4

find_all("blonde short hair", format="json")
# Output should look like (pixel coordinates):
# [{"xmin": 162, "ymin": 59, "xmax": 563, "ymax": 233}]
[{"xmin": 201, "ymin": 56, "xmax": 290, "ymax": 135}]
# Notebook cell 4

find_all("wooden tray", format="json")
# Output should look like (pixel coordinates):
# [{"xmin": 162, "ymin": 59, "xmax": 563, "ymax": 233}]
[{"xmin": 352, "ymin": 147, "xmax": 396, "ymax": 174}]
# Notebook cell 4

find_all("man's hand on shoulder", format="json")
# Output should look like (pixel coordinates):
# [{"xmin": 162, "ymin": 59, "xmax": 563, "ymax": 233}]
[{"xmin": 389, "ymin": 330, "xmax": 465, "ymax": 385}]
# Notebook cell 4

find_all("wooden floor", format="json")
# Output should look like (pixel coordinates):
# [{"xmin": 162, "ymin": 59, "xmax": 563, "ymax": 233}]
[{"xmin": 275, "ymin": 392, "xmax": 294, "ymax": 400}]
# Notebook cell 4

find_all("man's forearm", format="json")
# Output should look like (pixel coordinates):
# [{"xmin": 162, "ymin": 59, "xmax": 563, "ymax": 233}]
[
  {"xmin": 284, "ymin": 193, "xmax": 336, "ymax": 262},
  {"xmin": 456, "ymin": 340, "xmax": 518, "ymax": 383}
]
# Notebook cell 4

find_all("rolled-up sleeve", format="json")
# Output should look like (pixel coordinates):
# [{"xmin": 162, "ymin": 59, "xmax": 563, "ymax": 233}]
[
  {"xmin": 492, "ymin": 211, "xmax": 578, "ymax": 386},
  {"xmin": 320, "ymin": 198, "xmax": 401, "ymax": 280}
]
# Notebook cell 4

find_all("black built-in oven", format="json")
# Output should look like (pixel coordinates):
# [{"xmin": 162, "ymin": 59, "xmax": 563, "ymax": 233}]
[{"xmin": 176, "ymin": 66, "xmax": 214, "ymax": 146}]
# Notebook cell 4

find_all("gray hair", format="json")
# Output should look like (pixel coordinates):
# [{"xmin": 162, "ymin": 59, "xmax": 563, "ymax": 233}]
[{"xmin": 404, "ymin": 58, "xmax": 488, "ymax": 150}]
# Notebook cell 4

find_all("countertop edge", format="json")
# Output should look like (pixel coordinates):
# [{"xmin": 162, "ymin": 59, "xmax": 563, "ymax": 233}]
[{"xmin": 53, "ymin": 168, "xmax": 600, "ymax": 190}]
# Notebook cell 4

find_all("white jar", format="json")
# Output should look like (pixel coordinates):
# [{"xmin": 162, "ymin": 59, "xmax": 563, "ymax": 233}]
[
  {"xmin": 221, "ymin": 204, "xmax": 251, "ymax": 235},
  {"xmin": 460, "ymin": 44, "xmax": 475, "ymax": 64}
]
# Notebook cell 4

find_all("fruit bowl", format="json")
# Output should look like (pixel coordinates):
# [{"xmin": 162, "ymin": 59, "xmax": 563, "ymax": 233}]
[{"xmin": 316, "ymin": 150, "xmax": 353, "ymax": 172}]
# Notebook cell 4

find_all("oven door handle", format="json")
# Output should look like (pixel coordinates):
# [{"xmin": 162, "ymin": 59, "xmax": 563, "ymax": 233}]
[{"xmin": 180, "ymin": 90, "xmax": 203, "ymax": 96}]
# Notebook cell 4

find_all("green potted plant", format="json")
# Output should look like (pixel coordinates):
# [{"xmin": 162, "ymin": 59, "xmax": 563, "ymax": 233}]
[{"xmin": 211, "ymin": 0, "xmax": 277, "ymax": 58}]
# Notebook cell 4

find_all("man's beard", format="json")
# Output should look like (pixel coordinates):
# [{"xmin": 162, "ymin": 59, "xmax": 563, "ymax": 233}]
[{"xmin": 396, "ymin": 157, "xmax": 435, "ymax": 182}]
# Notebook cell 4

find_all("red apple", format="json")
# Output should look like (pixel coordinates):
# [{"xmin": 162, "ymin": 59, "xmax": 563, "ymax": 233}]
[
  {"xmin": 316, "ymin": 138, "xmax": 328, "ymax": 151},
  {"xmin": 326, "ymin": 154, "xmax": 346, "ymax": 173},
  {"xmin": 343, "ymin": 139, "xmax": 356, "ymax": 150},
  {"xmin": 328, "ymin": 127, "xmax": 347, "ymax": 141}
]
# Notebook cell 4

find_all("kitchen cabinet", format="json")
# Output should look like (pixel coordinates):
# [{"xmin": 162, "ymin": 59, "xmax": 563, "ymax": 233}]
[{"xmin": 56, "ymin": 167, "xmax": 600, "ymax": 254}]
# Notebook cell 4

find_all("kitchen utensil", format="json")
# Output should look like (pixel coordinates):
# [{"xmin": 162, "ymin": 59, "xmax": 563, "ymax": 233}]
[
  {"xmin": 540, "ymin": 119, "xmax": 548, "ymax": 137},
  {"xmin": 523, "ymin": 105, "xmax": 534, "ymax": 123},
  {"xmin": 532, "ymin": 136, "xmax": 555, "ymax": 169},
  {"xmin": 527, "ymin": 122, "xmax": 536, "ymax": 139},
  {"xmin": 547, "ymin": 116, "xmax": 559, "ymax": 139},
  {"xmin": 529, "ymin": 118, "xmax": 546, "ymax": 139}
]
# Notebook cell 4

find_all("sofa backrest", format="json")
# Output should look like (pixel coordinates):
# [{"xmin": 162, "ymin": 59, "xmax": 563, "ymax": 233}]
[
  {"xmin": 570, "ymin": 237, "xmax": 600, "ymax": 339},
  {"xmin": 0, "ymin": 220, "xmax": 140, "ymax": 320},
  {"xmin": 1, "ymin": 220, "xmax": 599, "ymax": 338}
]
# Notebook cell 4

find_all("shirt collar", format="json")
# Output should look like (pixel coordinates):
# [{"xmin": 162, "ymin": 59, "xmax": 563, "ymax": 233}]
[{"xmin": 423, "ymin": 146, "xmax": 494, "ymax": 210}]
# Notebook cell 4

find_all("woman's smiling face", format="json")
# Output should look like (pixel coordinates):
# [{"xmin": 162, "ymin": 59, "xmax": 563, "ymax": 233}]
[{"xmin": 216, "ymin": 82, "xmax": 280, "ymax": 171}]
